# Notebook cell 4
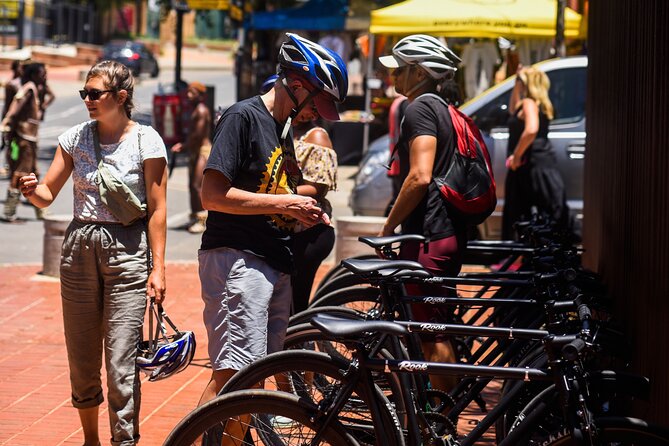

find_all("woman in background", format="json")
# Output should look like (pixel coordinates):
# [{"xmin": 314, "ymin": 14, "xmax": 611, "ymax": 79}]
[
  {"xmin": 292, "ymin": 120, "xmax": 337, "ymax": 313},
  {"xmin": 502, "ymin": 66, "xmax": 568, "ymax": 239}
]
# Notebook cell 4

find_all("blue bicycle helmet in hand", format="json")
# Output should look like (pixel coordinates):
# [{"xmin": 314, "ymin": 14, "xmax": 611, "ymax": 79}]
[{"xmin": 137, "ymin": 302, "xmax": 196, "ymax": 382}]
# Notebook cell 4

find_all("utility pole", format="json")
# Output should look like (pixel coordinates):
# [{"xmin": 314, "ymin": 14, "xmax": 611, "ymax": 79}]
[
  {"xmin": 173, "ymin": 1, "xmax": 189, "ymax": 89},
  {"xmin": 17, "ymin": 0, "xmax": 25, "ymax": 49},
  {"xmin": 555, "ymin": 0, "xmax": 566, "ymax": 58}
]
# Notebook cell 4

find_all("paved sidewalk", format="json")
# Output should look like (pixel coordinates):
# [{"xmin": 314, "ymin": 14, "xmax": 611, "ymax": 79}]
[
  {"xmin": 0, "ymin": 262, "xmax": 213, "ymax": 445},
  {"xmin": 1, "ymin": 44, "xmax": 233, "ymax": 84}
]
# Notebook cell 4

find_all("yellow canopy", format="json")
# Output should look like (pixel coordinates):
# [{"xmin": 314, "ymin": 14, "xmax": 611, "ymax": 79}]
[{"xmin": 370, "ymin": 0, "xmax": 584, "ymax": 39}]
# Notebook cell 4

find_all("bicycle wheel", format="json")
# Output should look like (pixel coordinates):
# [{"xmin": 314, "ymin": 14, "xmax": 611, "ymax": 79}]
[
  {"xmin": 163, "ymin": 390, "xmax": 356, "ymax": 446},
  {"xmin": 311, "ymin": 272, "xmax": 369, "ymax": 302},
  {"xmin": 220, "ymin": 351, "xmax": 404, "ymax": 446},
  {"xmin": 540, "ymin": 417, "xmax": 669, "ymax": 445},
  {"xmin": 309, "ymin": 286, "xmax": 382, "ymax": 315},
  {"xmin": 314, "ymin": 254, "xmax": 378, "ymax": 292}
]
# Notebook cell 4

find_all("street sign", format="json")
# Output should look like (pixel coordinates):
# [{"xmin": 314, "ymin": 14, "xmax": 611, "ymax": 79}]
[
  {"xmin": 0, "ymin": 0, "xmax": 18, "ymax": 19},
  {"xmin": 186, "ymin": 0, "xmax": 230, "ymax": 9}
]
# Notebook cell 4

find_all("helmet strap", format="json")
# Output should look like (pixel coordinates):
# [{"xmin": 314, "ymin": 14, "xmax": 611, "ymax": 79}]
[
  {"xmin": 147, "ymin": 300, "xmax": 183, "ymax": 352},
  {"xmin": 279, "ymin": 75, "xmax": 320, "ymax": 142},
  {"xmin": 405, "ymin": 77, "xmax": 431, "ymax": 98}
]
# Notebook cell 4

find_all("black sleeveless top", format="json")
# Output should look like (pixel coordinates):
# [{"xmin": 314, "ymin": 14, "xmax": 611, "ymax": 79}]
[{"xmin": 507, "ymin": 104, "xmax": 555, "ymax": 167}]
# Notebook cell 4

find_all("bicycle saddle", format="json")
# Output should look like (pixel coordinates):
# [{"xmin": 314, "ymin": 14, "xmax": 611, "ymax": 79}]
[
  {"xmin": 358, "ymin": 234, "xmax": 426, "ymax": 249},
  {"xmin": 311, "ymin": 314, "xmax": 408, "ymax": 338},
  {"xmin": 341, "ymin": 258, "xmax": 426, "ymax": 275}
]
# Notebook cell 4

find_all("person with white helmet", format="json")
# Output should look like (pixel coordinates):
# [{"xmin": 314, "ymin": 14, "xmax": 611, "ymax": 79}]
[
  {"xmin": 196, "ymin": 33, "xmax": 348, "ymax": 406},
  {"xmin": 378, "ymin": 34, "xmax": 466, "ymax": 392}
]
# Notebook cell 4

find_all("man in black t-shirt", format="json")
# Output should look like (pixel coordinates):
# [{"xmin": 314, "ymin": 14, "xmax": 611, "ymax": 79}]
[
  {"xmin": 379, "ymin": 34, "xmax": 465, "ymax": 392},
  {"xmin": 197, "ymin": 33, "xmax": 348, "ymax": 407}
]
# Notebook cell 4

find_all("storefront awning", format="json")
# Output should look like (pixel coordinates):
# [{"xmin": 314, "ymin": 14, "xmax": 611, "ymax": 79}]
[
  {"xmin": 370, "ymin": 0, "xmax": 584, "ymax": 39},
  {"xmin": 250, "ymin": 0, "xmax": 347, "ymax": 31}
]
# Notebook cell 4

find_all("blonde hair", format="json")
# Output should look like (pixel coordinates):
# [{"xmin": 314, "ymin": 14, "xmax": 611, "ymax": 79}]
[
  {"xmin": 518, "ymin": 67, "xmax": 554, "ymax": 120},
  {"xmin": 86, "ymin": 60, "xmax": 135, "ymax": 118}
]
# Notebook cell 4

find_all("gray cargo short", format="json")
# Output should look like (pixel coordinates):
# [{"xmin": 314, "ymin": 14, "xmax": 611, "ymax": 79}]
[{"xmin": 199, "ymin": 247, "xmax": 292, "ymax": 371}]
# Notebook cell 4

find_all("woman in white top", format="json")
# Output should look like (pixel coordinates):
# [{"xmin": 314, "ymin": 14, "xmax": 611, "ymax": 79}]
[{"xmin": 19, "ymin": 60, "xmax": 167, "ymax": 446}]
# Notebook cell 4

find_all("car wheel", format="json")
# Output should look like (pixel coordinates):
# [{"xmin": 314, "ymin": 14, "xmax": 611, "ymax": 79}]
[{"xmin": 151, "ymin": 64, "xmax": 159, "ymax": 78}]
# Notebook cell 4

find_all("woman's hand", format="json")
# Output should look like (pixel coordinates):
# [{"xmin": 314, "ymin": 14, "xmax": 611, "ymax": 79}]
[
  {"xmin": 147, "ymin": 267, "xmax": 166, "ymax": 304},
  {"xmin": 506, "ymin": 154, "xmax": 522, "ymax": 171},
  {"xmin": 375, "ymin": 226, "xmax": 396, "ymax": 258},
  {"xmin": 19, "ymin": 173, "xmax": 38, "ymax": 197}
]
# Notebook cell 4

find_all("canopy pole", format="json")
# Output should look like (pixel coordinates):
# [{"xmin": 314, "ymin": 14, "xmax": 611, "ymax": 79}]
[
  {"xmin": 362, "ymin": 33, "xmax": 376, "ymax": 156},
  {"xmin": 555, "ymin": 0, "xmax": 566, "ymax": 57}
]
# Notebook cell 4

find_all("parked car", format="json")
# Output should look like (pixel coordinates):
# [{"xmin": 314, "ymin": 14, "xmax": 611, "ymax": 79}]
[
  {"xmin": 349, "ymin": 56, "xmax": 587, "ymax": 239},
  {"xmin": 100, "ymin": 40, "xmax": 160, "ymax": 78}
]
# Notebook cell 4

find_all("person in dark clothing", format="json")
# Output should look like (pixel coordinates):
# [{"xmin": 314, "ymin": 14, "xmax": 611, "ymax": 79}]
[
  {"xmin": 378, "ymin": 34, "xmax": 465, "ymax": 392},
  {"xmin": 502, "ymin": 66, "xmax": 568, "ymax": 239}
]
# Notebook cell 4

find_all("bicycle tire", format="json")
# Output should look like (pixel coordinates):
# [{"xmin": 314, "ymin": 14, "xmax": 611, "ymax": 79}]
[
  {"xmin": 540, "ymin": 417, "xmax": 669, "ymax": 445},
  {"xmin": 220, "ymin": 351, "xmax": 405, "ymax": 446},
  {"xmin": 309, "ymin": 286, "xmax": 381, "ymax": 314},
  {"xmin": 163, "ymin": 389, "xmax": 356, "ymax": 446},
  {"xmin": 314, "ymin": 254, "xmax": 378, "ymax": 292},
  {"xmin": 284, "ymin": 322, "xmax": 355, "ymax": 362},
  {"xmin": 311, "ymin": 272, "xmax": 369, "ymax": 302}
]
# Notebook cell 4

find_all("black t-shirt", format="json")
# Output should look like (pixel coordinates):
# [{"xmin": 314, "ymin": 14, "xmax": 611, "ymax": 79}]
[
  {"xmin": 396, "ymin": 94, "xmax": 462, "ymax": 240},
  {"xmin": 201, "ymin": 96, "xmax": 302, "ymax": 273}
]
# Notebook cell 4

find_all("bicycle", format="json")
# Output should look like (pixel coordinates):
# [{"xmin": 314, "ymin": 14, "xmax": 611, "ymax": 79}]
[{"xmin": 164, "ymin": 310, "xmax": 661, "ymax": 446}]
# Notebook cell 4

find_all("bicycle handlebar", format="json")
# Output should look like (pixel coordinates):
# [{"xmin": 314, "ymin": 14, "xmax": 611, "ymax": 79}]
[{"xmin": 562, "ymin": 338, "xmax": 587, "ymax": 361}]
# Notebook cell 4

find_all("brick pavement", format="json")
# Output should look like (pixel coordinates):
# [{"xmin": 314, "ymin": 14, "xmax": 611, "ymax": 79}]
[
  {"xmin": 0, "ymin": 262, "xmax": 212, "ymax": 446},
  {"xmin": 0, "ymin": 261, "xmax": 496, "ymax": 445}
]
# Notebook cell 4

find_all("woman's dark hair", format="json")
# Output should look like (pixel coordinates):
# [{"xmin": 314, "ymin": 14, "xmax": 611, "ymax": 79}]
[
  {"xmin": 86, "ymin": 60, "xmax": 135, "ymax": 118},
  {"xmin": 438, "ymin": 79, "xmax": 463, "ymax": 107}
]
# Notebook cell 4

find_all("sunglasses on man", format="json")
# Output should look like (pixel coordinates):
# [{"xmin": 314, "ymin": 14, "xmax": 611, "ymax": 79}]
[{"xmin": 79, "ymin": 89, "xmax": 114, "ymax": 101}]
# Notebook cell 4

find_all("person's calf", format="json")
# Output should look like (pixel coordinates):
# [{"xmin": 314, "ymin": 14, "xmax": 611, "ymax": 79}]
[{"xmin": 197, "ymin": 368, "xmax": 237, "ymax": 406}]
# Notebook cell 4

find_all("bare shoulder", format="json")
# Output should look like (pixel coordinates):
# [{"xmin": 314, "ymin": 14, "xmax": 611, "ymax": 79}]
[{"xmin": 303, "ymin": 127, "xmax": 333, "ymax": 149}]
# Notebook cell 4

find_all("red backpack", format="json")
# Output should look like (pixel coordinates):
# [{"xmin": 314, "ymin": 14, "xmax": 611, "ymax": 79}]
[{"xmin": 422, "ymin": 93, "xmax": 497, "ymax": 226}]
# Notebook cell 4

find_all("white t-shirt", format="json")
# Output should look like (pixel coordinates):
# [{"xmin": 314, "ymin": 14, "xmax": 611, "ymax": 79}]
[{"xmin": 58, "ymin": 121, "xmax": 168, "ymax": 223}]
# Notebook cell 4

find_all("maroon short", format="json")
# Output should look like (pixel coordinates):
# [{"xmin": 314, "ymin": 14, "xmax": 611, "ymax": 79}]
[{"xmin": 400, "ymin": 234, "xmax": 466, "ymax": 339}]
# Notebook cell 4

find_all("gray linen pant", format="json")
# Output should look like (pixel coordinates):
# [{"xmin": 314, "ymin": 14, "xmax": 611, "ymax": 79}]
[{"xmin": 60, "ymin": 219, "xmax": 149, "ymax": 446}]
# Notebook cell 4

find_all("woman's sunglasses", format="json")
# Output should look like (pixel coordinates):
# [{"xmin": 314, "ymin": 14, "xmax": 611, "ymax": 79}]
[{"xmin": 79, "ymin": 89, "xmax": 114, "ymax": 101}]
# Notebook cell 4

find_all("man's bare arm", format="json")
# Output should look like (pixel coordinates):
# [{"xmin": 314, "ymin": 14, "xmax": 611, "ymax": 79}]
[{"xmin": 201, "ymin": 169, "xmax": 329, "ymax": 227}]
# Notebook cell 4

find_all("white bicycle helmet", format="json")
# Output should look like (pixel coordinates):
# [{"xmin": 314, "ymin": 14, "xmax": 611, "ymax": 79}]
[
  {"xmin": 137, "ymin": 302, "xmax": 196, "ymax": 382},
  {"xmin": 379, "ymin": 34, "xmax": 461, "ymax": 80}
]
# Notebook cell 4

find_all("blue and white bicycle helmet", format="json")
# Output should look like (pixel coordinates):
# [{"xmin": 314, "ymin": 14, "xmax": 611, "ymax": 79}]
[
  {"xmin": 137, "ymin": 302, "xmax": 196, "ymax": 382},
  {"xmin": 277, "ymin": 33, "xmax": 348, "ymax": 122}
]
